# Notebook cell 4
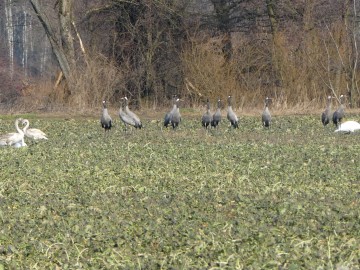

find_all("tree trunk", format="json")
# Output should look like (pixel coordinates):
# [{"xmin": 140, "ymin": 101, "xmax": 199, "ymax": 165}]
[
  {"xmin": 29, "ymin": 0, "xmax": 75, "ymax": 81},
  {"xmin": 211, "ymin": 0, "xmax": 232, "ymax": 61},
  {"xmin": 344, "ymin": 0, "xmax": 359, "ymax": 107},
  {"xmin": 265, "ymin": 0, "xmax": 282, "ymax": 86},
  {"xmin": 59, "ymin": 0, "xmax": 75, "ymax": 69},
  {"xmin": 266, "ymin": 0, "xmax": 277, "ymax": 35}
]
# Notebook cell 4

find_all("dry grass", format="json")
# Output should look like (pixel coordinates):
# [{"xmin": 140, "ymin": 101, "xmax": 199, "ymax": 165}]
[
  {"xmin": 69, "ymin": 54, "xmax": 125, "ymax": 109},
  {"xmin": 8, "ymin": 21, "xmax": 360, "ymax": 115},
  {"xmin": 179, "ymin": 20, "xmax": 359, "ymax": 111}
]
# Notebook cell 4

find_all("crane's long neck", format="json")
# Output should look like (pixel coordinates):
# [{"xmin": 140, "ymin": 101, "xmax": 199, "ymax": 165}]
[
  {"xmin": 339, "ymin": 97, "xmax": 344, "ymax": 110},
  {"xmin": 103, "ymin": 108, "xmax": 109, "ymax": 116},
  {"xmin": 124, "ymin": 98, "xmax": 130, "ymax": 111},
  {"xmin": 15, "ymin": 119, "xmax": 24, "ymax": 135},
  {"xmin": 228, "ymin": 97, "xmax": 232, "ymax": 108}
]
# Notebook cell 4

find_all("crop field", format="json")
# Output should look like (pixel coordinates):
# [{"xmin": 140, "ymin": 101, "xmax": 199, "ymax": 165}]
[{"xmin": 1, "ymin": 113, "xmax": 360, "ymax": 269}]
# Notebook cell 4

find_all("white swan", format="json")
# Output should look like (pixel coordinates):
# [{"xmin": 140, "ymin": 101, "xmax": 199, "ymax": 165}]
[
  {"xmin": 0, "ymin": 118, "xmax": 27, "ymax": 147},
  {"xmin": 334, "ymin": 120, "xmax": 360, "ymax": 133},
  {"xmin": 22, "ymin": 119, "xmax": 48, "ymax": 140}
]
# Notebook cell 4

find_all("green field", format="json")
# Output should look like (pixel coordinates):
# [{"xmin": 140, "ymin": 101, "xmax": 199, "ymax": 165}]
[{"xmin": 1, "ymin": 114, "xmax": 360, "ymax": 269}]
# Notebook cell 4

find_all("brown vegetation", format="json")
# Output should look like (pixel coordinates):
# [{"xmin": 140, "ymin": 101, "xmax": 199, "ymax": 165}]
[{"xmin": 0, "ymin": 0, "xmax": 359, "ymax": 113}]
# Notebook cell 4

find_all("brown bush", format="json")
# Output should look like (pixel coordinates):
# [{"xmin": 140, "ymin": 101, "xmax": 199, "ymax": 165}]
[
  {"xmin": 180, "ymin": 20, "xmax": 360, "ymax": 113},
  {"xmin": 68, "ymin": 54, "xmax": 125, "ymax": 109}
]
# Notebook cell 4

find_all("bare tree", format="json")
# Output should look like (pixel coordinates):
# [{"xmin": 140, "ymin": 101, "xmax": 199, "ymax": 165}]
[
  {"xmin": 344, "ymin": 0, "xmax": 360, "ymax": 106},
  {"xmin": 29, "ymin": 0, "xmax": 77, "ymax": 82},
  {"xmin": 84, "ymin": 0, "xmax": 187, "ymax": 105},
  {"xmin": 210, "ymin": 0, "xmax": 233, "ymax": 61}
]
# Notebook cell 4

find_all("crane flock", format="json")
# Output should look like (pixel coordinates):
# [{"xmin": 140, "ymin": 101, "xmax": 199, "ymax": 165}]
[
  {"xmin": 101, "ymin": 94, "xmax": 360, "ymax": 134},
  {"xmin": 0, "ymin": 95, "xmax": 359, "ymax": 149}
]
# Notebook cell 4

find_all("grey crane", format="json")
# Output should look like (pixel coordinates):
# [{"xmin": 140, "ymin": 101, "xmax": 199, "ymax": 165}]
[
  {"xmin": 201, "ymin": 99, "xmax": 212, "ymax": 129},
  {"xmin": 123, "ymin": 97, "xmax": 142, "ymax": 128},
  {"xmin": 227, "ymin": 95, "xmax": 239, "ymax": 128},
  {"xmin": 321, "ymin": 96, "xmax": 332, "ymax": 126},
  {"xmin": 119, "ymin": 98, "xmax": 137, "ymax": 131},
  {"xmin": 170, "ymin": 98, "xmax": 181, "ymax": 129},
  {"xmin": 164, "ymin": 95, "xmax": 177, "ymax": 128},
  {"xmin": 262, "ymin": 97, "xmax": 272, "ymax": 128},
  {"xmin": 332, "ymin": 94, "xmax": 346, "ymax": 127},
  {"xmin": 211, "ymin": 99, "xmax": 222, "ymax": 128},
  {"xmin": 100, "ymin": 100, "xmax": 112, "ymax": 135}
]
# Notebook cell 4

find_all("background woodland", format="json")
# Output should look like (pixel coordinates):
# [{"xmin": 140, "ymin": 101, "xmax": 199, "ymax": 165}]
[{"xmin": 0, "ymin": 0, "xmax": 359, "ymax": 112}]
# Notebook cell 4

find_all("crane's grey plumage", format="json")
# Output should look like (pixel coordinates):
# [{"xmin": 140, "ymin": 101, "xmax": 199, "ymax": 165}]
[
  {"xmin": 211, "ymin": 99, "xmax": 222, "ymax": 128},
  {"xmin": 332, "ymin": 95, "xmax": 345, "ymax": 127},
  {"xmin": 202, "ymin": 99, "xmax": 212, "ymax": 129},
  {"xmin": 0, "ymin": 118, "xmax": 26, "ymax": 147},
  {"xmin": 22, "ymin": 119, "xmax": 48, "ymax": 140},
  {"xmin": 164, "ymin": 113, "xmax": 171, "ymax": 128},
  {"xmin": 227, "ymin": 96, "xmax": 239, "ymax": 128},
  {"xmin": 164, "ymin": 95, "xmax": 177, "ymax": 128},
  {"xmin": 119, "ymin": 99, "xmax": 137, "ymax": 131},
  {"xmin": 321, "ymin": 96, "xmax": 332, "ymax": 126},
  {"xmin": 100, "ymin": 100, "xmax": 112, "ymax": 134},
  {"xmin": 123, "ymin": 97, "xmax": 142, "ymax": 128},
  {"xmin": 262, "ymin": 97, "xmax": 271, "ymax": 128},
  {"xmin": 170, "ymin": 98, "xmax": 181, "ymax": 129}
]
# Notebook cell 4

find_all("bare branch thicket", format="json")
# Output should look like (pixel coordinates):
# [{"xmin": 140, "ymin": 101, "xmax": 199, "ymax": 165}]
[
  {"xmin": 3, "ymin": 0, "xmax": 360, "ymax": 111},
  {"xmin": 86, "ymin": 0, "xmax": 189, "ymax": 107}
]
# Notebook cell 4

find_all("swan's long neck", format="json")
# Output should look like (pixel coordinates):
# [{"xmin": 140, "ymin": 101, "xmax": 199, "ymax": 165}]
[
  {"xmin": 22, "ymin": 120, "xmax": 29, "ymax": 134},
  {"xmin": 15, "ymin": 119, "xmax": 24, "ymax": 135}
]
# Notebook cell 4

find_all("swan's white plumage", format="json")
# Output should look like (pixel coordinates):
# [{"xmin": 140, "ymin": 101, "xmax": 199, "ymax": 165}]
[
  {"xmin": 0, "ymin": 118, "xmax": 26, "ymax": 147},
  {"xmin": 334, "ymin": 120, "xmax": 360, "ymax": 133},
  {"xmin": 22, "ymin": 119, "xmax": 48, "ymax": 140},
  {"xmin": 13, "ymin": 141, "xmax": 27, "ymax": 148}
]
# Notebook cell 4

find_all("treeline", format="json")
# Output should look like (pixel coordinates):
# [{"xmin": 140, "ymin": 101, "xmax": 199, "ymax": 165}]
[{"xmin": 0, "ymin": 0, "xmax": 359, "ymax": 110}]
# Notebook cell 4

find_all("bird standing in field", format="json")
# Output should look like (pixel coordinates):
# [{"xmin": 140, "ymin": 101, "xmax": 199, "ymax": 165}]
[
  {"xmin": 100, "ymin": 100, "xmax": 112, "ymax": 135},
  {"xmin": 170, "ymin": 98, "xmax": 181, "ymax": 129},
  {"xmin": 0, "ymin": 118, "xmax": 26, "ymax": 147},
  {"xmin": 321, "ymin": 96, "xmax": 332, "ymax": 126},
  {"xmin": 123, "ymin": 97, "xmax": 142, "ymax": 128},
  {"xmin": 164, "ymin": 95, "xmax": 177, "ymax": 128},
  {"xmin": 332, "ymin": 94, "xmax": 346, "ymax": 127},
  {"xmin": 262, "ymin": 97, "xmax": 272, "ymax": 128},
  {"xmin": 21, "ymin": 119, "xmax": 48, "ymax": 140},
  {"xmin": 227, "ymin": 95, "xmax": 239, "ymax": 128},
  {"xmin": 211, "ymin": 99, "xmax": 222, "ymax": 128},
  {"xmin": 201, "ymin": 99, "xmax": 212, "ymax": 129},
  {"xmin": 119, "ymin": 98, "xmax": 137, "ymax": 132}
]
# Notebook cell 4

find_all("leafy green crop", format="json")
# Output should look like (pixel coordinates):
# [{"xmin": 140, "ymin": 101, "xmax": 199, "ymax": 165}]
[{"xmin": 0, "ymin": 115, "xmax": 359, "ymax": 269}]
